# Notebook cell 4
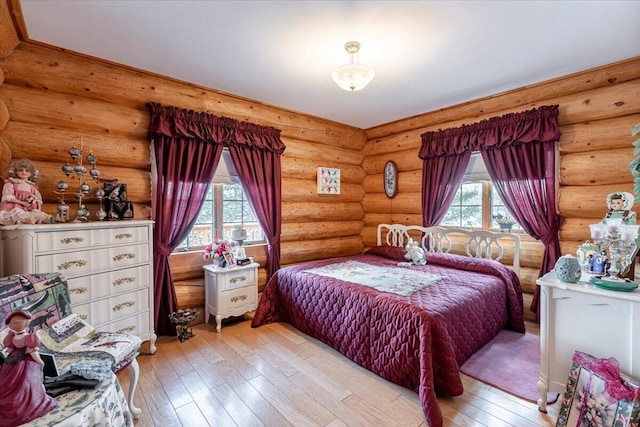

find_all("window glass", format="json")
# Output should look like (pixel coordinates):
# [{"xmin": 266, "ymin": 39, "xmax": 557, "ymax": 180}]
[
  {"xmin": 441, "ymin": 182, "xmax": 483, "ymax": 228},
  {"xmin": 441, "ymin": 155, "xmax": 522, "ymax": 232},
  {"xmin": 176, "ymin": 184, "xmax": 264, "ymax": 251}
]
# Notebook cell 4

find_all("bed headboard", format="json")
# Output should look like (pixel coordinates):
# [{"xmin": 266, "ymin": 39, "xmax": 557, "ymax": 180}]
[{"xmin": 376, "ymin": 223, "xmax": 521, "ymax": 276}]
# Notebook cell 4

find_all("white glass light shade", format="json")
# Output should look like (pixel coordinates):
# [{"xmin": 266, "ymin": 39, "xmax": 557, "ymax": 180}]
[
  {"xmin": 332, "ymin": 41, "xmax": 375, "ymax": 91},
  {"xmin": 331, "ymin": 64, "xmax": 375, "ymax": 91}
]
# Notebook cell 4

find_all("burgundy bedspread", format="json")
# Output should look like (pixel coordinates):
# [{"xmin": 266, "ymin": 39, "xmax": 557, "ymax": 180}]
[{"xmin": 251, "ymin": 251, "xmax": 524, "ymax": 427}]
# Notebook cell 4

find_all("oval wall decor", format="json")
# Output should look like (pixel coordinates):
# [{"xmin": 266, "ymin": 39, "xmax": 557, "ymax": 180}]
[{"xmin": 384, "ymin": 160, "xmax": 398, "ymax": 199}]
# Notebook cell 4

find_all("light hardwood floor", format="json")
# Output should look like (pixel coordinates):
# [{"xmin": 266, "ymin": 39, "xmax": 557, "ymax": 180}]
[{"xmin": 118, "ymin": 317, "xmax": 561, "ymax": 427}]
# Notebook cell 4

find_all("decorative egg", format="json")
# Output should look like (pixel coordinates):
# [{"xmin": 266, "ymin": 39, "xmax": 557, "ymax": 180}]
[
  {"xmin": 80, "ymin": 183, "xmax": 91, "ymax": 193},
  {"xmin": 90, "ymin": 167, "xmax": 100, "ymax": 178},
  {"xmin": 86, "ymin": 152, "xmax": 97, "ymax": 165},
  {"xmin": 554, "ymin": 254, "xmax": 582, "ymax": 283},
  {"xmin": 57, "ymin": 180, "xmax": 69, "ymax": 192},
  {"xmin": 94, "ymin": 188, "xmax": 105, "ymax": 198},
  {"xmin": 62, "ymin": 164, "xmax": 74, "ymax": 176},
  {"xmin": 96, "ymin": 208, "xmax": 107, "ymax": 221},
  {"xmin": 73, "ymin": 164, "xmax": 86, "ymax": 175},
  {"xmin": 68, "ymin": 147, "xmax": 81, "ymax": 160}
]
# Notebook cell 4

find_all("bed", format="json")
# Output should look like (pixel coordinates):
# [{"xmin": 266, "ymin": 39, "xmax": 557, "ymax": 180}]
[{"xmin": 251, "ymin": 224, "xmax": 525, "ymax": 427}]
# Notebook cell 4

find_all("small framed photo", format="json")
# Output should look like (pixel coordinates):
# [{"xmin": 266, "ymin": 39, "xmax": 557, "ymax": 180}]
[{"xmin": 223, "ymin": 252, "xmax": 236, "ymax": 267}]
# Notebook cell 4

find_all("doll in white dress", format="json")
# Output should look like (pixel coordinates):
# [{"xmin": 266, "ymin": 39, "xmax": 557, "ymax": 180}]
[{"xmin": 0, "ymin": 159, "xmax": 52, "ymax": 225}]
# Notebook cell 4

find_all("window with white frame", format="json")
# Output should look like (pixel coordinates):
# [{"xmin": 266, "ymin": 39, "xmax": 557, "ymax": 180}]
[
  {"xmin": 440, "ymin": 153, "xmax": 523, "ymax": 232},
  {"xmin": 176, "ymin": 150, "xmax": 264, "ymax": 251}
]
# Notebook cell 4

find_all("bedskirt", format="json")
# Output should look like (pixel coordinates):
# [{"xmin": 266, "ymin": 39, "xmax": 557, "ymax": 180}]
[{"xmin": 252, "ymin": 252, "xmax": 524, "ymax": 427}]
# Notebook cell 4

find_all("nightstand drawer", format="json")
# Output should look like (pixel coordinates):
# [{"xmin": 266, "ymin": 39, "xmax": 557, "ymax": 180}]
[
  {"xmin": 220, "ymin": 285, "xmax": 257, "ymax": 311},
  {"xmin": 219, "ymin": 267, "xmax": 256, "ymax": 291}
]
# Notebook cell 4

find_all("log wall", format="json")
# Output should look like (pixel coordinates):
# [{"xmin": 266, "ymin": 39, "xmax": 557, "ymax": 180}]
[
  {"xmin": 362, "ymin": 57, "xmax": 640, "ymax": 321},
  {"xmin": 0, "ymin": 3, "xmax": 366, "ymax": 317},
  {"xmin": 2, "ymin": 3, "xmax": 639, "ymax": 323}
]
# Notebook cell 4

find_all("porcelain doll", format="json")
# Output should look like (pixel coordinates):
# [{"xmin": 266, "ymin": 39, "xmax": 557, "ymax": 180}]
[
  {"xmin": 0, "ymin": 310, "xmax": 58, "ymax": 426},
  {"xmin": 0, "ymin": 159, "xmax": 52, "ymax": 225},
  {"xmin": 602, "ymin": 191, "xmax": 636, "ymax": 225}
]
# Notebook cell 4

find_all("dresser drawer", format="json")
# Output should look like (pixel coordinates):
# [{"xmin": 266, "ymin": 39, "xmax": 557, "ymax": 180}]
[
  {"xmin": 36, "ymin": 243, "xmax": 150, "ymax": 277},
  {"xmin": 36, "ymin": 228, "xmax": 95, "ymax": 251},
  {"xmin": 75, "ymin": 288, "xmax": 149, "ymax": 326},
  {"xmin": 94, "ymin": 311, "xmax": 153, "ymax": 338},
  {"xmin": 219, "ymin": 267, "xmax": 257, "ymax": 291},
  {"xmin": 67, "ymin": 265, "xmax": 150, "ymax": 305},
  {"xmin": 34, "ymin": 225, "xmax": 150, "ymax": 252}
]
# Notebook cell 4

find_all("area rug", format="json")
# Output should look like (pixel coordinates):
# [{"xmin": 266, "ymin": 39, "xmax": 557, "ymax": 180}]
[{"xmin": 460, "ymin": 329, "xmax": 560, "ymax": 404}]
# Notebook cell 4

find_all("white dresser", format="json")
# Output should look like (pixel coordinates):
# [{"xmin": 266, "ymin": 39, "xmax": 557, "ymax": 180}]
[
  {"xmin": 203, "ymin": 262, "xmax": 258, "ymax": 332},
  {"xmin": 536, "ymin": 271, "xmax": 640, "ymax": 412},
  {"xmin": 0, "ymin": 220, "xmax": 157, "ymax": 354}
]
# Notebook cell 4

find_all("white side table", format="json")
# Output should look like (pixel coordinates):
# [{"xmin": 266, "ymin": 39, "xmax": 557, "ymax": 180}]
[
  {"xmin": 203, "ymin": 262, "xmax": 259, "ymax": 332},
  {"xmin": 536, "ymin": 270, "xmax": 640, "ymax": 412}
]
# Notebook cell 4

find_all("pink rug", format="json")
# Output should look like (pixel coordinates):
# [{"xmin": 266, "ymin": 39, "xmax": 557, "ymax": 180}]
[{"xmin": 460, "ymin": 330, "xmax": 559, "ymax": 403}]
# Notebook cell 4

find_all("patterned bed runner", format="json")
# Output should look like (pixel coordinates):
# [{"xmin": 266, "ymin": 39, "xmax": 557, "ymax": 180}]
[{"xmin": 304, "ymin": 260, "xmax": 442, "ymax": 296}]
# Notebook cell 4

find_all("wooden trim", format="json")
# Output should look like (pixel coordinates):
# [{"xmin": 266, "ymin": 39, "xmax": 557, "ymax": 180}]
[{"xmin": 6, "ymin": 0, "xmax": 28, "ymax": 41}]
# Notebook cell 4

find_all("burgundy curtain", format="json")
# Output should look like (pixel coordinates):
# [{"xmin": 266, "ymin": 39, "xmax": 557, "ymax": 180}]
[
  {"xmin": 421, "ymin": 152, "xmax": 471, "ymax": 226},
  {"xmin": 146, "ymin": 103, "xmax": 285, "ymax": 335},
  {"xmin": 228, "ymin": 146, "xmax": 281, "ymax": 279},
  {"xmin": 420, "ymin": 105, "xmax": 561, "ymax": 317}
]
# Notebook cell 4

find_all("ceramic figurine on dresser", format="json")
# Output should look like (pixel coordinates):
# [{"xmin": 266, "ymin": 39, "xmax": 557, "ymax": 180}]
[
  {"xmin": 0, "ymin": 159, "xmax": 52, "ymax": 226},
  {"xmin": 588, "ymin": 191, "xmax": 640, "ymax": 284}
]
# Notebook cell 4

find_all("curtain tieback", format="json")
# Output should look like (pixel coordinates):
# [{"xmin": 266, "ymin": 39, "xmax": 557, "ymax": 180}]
[{"xmin": 156, "ymin": 241, "xmax": 174, "ymax": 257}]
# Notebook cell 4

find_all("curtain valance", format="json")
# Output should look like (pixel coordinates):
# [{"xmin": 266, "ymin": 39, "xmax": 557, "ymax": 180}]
[
  {"xmin": 419, "ymin": 105, "xmax": 560, "ymax": 158},
  {"xmin": 146, "ymin": 102, "xmax": 286, "ymax": 154}
]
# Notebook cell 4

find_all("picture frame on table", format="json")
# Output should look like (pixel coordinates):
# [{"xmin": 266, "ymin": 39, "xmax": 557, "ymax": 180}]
[{"xmin": 223, "ymin": 252, "xmax": 236, "ymax": 268}]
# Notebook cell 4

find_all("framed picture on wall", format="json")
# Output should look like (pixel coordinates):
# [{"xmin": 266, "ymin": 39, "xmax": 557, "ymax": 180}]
[{"xmin": 317, "ymin": 167, "xmax": 340, "ymax": 194}]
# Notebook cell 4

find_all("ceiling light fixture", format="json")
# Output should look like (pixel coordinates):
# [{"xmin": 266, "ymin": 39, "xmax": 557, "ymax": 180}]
[{"xmin": 331, "ymin": 41, "xmax": 375, "ymax": 92}]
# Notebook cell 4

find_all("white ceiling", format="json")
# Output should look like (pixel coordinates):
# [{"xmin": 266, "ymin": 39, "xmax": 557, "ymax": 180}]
[{"xmin": 18, "ymin": 0, "xmax": 640, "ymax": 129}]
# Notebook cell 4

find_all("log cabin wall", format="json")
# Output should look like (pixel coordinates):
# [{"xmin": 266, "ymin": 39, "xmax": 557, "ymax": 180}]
[
  {"xmin": 361, "ymin": 56, "xmax": 640, "ymax": 321},
  {"xmin": 0, "ymin": 2, "xmax": 366, "ymax": 316}
]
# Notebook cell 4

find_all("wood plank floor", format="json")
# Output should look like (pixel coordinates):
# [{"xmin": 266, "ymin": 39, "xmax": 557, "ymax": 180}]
[{"xmin": 118, "ymin": 317, "xmax": 561, "ymax": 427}]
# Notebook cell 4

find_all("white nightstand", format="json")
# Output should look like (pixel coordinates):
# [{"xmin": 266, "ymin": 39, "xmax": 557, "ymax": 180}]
[{"xmin": 203, "ymin": 262, "xmax": 259, "ymax": 332}]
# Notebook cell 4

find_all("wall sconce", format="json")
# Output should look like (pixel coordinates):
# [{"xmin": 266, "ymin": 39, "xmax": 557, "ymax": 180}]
[{"xmin": 331, "ymin": 41, "xmax": 375, "ymax": 91}]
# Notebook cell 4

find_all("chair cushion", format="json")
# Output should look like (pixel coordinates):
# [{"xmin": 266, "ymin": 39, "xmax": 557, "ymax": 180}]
[{"xmin": 37, "ymin": 313, "xmax": 141, "ymax": 375}]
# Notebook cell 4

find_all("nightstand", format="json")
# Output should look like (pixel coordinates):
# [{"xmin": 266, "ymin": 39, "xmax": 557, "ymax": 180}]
[{"xmin": 203, "ymin": 262, "xmax": 259, "ymax": 332}]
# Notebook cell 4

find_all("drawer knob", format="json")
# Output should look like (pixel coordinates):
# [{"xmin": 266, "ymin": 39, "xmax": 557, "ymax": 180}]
[
  {"xmin": 230, "ymin": 276, "xmax": 247, "ymax": 285},
  {"xmin": 115, "ymin": 233, "xmax": 133, "ymax": 239},
  {"xmin": 69, "ymin": 286, "xmax": 88, "ymax": 294},
  {"xmin": 113, "ymin": 277, "xmax": 136, "ymax": 286},
  {"xmin": 230, "ymin": 294, "xmax": 248, "ymax": 303},
  {"xmin": 113, "ymin": 301, "xmax": 136, "ymax": 311},
  {"xmin": 61, "ymin": 237, "xmax": 84, "ymax": 244},
  {"xmin": 113, "ymin": 253, "xmax": 136, "ymax": 262},
  {"xmin": 58, "ymin": 259, "xmax": 88, "ymax": 270}
]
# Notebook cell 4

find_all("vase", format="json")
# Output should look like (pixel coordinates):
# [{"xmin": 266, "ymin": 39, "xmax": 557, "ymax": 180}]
[
  {"xmin": 214, "ymin": 257, "xmax": 227, "ymax": 268},
  {"xmin": 554, "ymin": 254, "xmax": 581, "ymax": 283}
]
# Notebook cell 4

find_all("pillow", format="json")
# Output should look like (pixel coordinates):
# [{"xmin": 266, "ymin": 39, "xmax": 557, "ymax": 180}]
[{"xmin": 365, "ymin": 245, "xmax": 407, "ymax": 261}]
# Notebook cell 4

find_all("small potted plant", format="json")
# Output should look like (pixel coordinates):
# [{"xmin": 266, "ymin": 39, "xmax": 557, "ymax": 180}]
[{"xmin": 493, "ymin": 213, "xmax": 516, "ymax": 232}]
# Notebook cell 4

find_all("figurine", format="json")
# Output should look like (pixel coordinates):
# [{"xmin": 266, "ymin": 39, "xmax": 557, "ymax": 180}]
[
  {"xmin": 405, "ymin": 239, "xmax": 427, "ymax": 265},
  {"xmin": 0, "ymin": 159, "xmax": 52, "ymax": 226},
  {"xmin": 0, "ymin": 310, "xmax": 58, "ymax": 426},
  {"xmin": 602, "ymin": 191, "xmax": 636, "ymax": 225}
]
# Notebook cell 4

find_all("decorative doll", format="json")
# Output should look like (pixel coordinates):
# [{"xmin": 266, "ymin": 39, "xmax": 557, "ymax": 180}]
[
  {"xmin": 0, "ymin": 159, "xmax": 52, "ymax": 225},
  {"xmin": 602, "ymin": 191, "xmax": 637, "ymax": 225},
  {"xmin": 0, "ymin": 310, "xmax": 58, "ymax": 426}
]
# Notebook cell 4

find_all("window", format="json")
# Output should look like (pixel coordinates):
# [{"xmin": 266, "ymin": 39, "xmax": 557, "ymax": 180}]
[
  {"xmin": 441, "ymin": 154, "xmax": 522, "ymax": 232},
  {"xmin": 176, "ymin": 151, "xmax": 264, "ymax": 251}
]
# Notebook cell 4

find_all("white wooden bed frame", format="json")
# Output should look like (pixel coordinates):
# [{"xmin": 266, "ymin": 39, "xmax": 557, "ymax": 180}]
[{"xmin": 377, "ymin": 223, "xmax": 521, "ymax": 277}]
